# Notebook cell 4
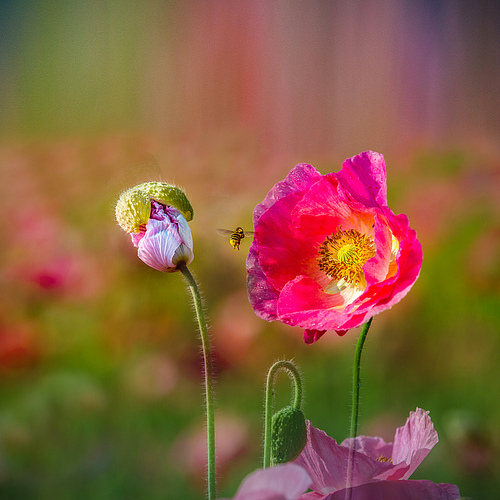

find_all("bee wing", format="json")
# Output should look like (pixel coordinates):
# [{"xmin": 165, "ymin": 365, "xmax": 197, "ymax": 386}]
[
  {"xmin": 243, "ymin": 231, "xmax": 255, "ymax": 237},
  {"xmin": 217, "ymin": 229, "xmax": 234, "ymax": 236}
]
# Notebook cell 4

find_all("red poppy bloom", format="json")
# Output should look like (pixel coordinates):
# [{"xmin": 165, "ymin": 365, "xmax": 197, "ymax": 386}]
[{"xmin": 246, "ymin": 151, "xmax": 422, "ymax": 343}]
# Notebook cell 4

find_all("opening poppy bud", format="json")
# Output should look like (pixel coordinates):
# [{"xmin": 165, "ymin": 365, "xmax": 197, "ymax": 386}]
[
  {"xmin": 271, "ymin": 406, "xmax": 307, "ymax": 465},
  {"xmin": 135, "ymin": 182, "xmax": 193, "ymax": 222},
  {"xmin": 116, "ymin": 182, "xmax": 194, "ymax": 234},
  {"xmin": 115, "ymin": 182, "xmax": 194, "ymax": 272}
]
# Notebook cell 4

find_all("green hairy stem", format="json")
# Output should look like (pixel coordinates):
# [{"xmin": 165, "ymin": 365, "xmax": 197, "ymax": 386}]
[{"xmin": 179, "ymin": 263, "xmax": 216, "ymax": 500}]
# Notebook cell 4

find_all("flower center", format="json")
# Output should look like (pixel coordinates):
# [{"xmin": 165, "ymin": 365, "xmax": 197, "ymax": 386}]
[
  {"xmin": 337, "ymin": 244, "xmax": 358, "ymax": 265},
  {"xmin": 318, "ymin": 229, "xmax": 376, "ymax": 286}
]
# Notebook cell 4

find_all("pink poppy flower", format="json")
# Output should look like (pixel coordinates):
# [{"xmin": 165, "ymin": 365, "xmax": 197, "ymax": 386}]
[
  {"xmin": 246, "ymin": 151, "xmax": 422, "ymax": 343},
  {"xmin": 221, "ymin": 463, "xmax": 311, "ymax": 500},
  {"xmin": 294, "ymin": 408, "xmax": 460, "ymax": 500}
]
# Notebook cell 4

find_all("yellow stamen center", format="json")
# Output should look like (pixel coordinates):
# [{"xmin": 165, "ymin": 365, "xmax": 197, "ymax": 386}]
[
  {"xmin": 318, "ymin": 229, "xmax": 376, "ymax": 286},
  {"xmin": 377, "ymin": 455, "xmax": 393, "ymax": 463}
]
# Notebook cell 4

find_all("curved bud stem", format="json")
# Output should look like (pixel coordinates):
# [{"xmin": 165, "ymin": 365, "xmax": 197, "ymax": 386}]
[
  {"xmin": 178, "ymin": 263, "xmax": 215, "ymax": 500},
  {"xmin": 263, "ymin": 360, "xmax": 303, "ymax": 468}
]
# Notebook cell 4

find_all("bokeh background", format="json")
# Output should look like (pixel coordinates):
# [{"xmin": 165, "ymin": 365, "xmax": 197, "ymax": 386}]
[{"xmin": 1, "ymin": 1, "xmax": 499, "ymax": 499}]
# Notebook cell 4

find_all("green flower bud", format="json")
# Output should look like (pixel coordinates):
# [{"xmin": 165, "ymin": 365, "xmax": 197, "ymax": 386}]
[
  {"xmin": 115, "ymin": 187, "xmax": 151, "ymax": 233},
  {"xmin": 271, "ymin": 406, "xmax": 307, "ymax": 465},
  {"xmin": 136, "ymin": 182, "xmax": 193, "ymax": 222},
  {"xmin": 115, "ymin": 182, "xmax": 194, "ymax": 234}
]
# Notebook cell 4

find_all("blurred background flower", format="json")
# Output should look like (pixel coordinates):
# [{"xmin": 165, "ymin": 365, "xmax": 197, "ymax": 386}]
[
  {"xmin": 170, "ymin": 413, "xmax": 250, "ymax": 491},
  {"xmin": 0, "ymin": 1, "xmax": 499, "ymax": 499}
]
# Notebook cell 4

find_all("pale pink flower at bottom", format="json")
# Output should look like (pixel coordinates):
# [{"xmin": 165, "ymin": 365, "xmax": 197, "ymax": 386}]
[
  {"xmin": 294, "ymin": 408, "xmax": 460, "ymax": 500},
  {"xmin": 303, "ymin": 480, "xmax": 460, "ymax": 500},
  {"xmin": 221, "ymin": 463, "xmax": 311, "ymax": 500}
]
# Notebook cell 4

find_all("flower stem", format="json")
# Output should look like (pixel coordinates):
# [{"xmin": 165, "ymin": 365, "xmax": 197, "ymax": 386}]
[
  {"xmin": 349, "ymin": 317, "xmax": 372, "ymax": 440},
  {"xmin": 263, "ymin": 360, "xmax": 303, "ymax": 468},
  {"xmin": 178, "ymin": 263, "xmax": 215, "ymax": 500},
  {"xmin": 345, "ymin": 318, "xmax": 373, "ymax": 499}
]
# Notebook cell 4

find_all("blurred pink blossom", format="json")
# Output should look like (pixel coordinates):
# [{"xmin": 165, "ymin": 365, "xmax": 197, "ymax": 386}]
[
  {"xmin": 170, "ymin": 414, "xmax": 249, "ymax": 484},
  {"xmin": 403, "ymin": 181, "xmax": 463, "ymax": 247},
  {"xmin": 213, "ymin": 291, "xmax": 262, "ymax": 366},
  {"xmin": 6, "ymin": 204, "xmax": 105, "ymax": 299},
  {"xmin": 124, "ymin": 353, "xmax": 179, "ymax": 401},
  {"xmin": 0, "ymin": 323, "xmax": 39, "ymax": 373}
]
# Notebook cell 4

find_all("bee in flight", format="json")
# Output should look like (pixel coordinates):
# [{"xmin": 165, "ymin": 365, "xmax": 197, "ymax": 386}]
[{"xmin": 217, "ymin": 226, "xmax": 255, "ymax": 250}]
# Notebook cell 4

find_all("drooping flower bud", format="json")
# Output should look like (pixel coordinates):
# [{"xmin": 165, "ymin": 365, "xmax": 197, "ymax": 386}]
[
  {"xmin": 115, "ymin": 182, "xmax": 194, "ymax": 272},
  {"xmin": 271, "ymin": 405, "xmax": 307, "ymax": 465}
]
